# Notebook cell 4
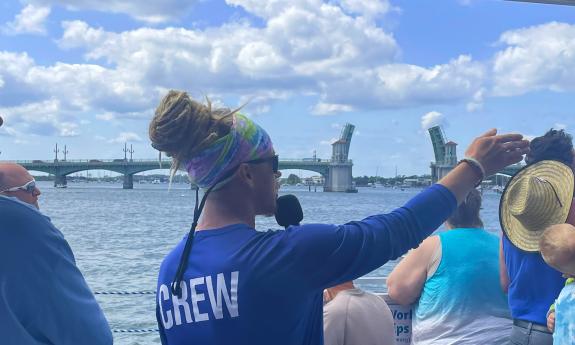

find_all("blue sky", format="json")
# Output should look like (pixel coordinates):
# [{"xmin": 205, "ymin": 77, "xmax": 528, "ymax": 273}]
[{"xmin": 0, "ymin": 0, "xmax": 574, "ymax": 177}]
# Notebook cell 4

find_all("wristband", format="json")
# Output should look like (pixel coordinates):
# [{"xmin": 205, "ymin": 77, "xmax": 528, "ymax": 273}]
[{"xmin": 457, "ymin": 157, "xmax": 485, "ymax": 187}]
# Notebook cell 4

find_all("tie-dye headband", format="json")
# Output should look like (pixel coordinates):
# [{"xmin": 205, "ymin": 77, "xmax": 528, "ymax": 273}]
[{"xmin": 184, "ymin": 114, "xmax": 274, "ymax": 189}]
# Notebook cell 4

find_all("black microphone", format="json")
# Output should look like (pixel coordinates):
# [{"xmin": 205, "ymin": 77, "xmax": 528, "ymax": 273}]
[{"xmin": 275, "ymin": 194, "xmax": 303, "ymax": 229}]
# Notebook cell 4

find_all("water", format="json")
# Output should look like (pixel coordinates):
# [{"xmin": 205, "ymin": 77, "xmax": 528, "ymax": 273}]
[{"xmin": 37, "ymin": 181, "xmax": 503, "ymax": 345}]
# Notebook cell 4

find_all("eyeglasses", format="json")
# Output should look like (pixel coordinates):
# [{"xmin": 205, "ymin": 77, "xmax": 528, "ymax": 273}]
[
  {"xmin": 0, "ymin": 179, "xmax": 37, "ymax": 194},
  {"xmin": 245, "ymin": 155, "xmax": 279, "ymax": 173}
]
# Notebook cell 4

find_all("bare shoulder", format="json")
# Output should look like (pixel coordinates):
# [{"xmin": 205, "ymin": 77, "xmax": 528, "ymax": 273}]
[{"xmin": 411, "ymin": 235, "xmax": 440, "ymax": 258}]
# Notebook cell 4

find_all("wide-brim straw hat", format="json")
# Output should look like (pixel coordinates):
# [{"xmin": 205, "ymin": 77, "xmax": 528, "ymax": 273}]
[{"xmin": 500, "ymin": 160, "xmax": 575, "ymax": 252}]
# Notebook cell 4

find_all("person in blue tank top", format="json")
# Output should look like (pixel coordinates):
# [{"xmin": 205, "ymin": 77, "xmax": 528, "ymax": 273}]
[
  {"xmin": 148, "ymin": 90, "xmax": 529, "ymax": 345},
  {"xmin": 387, "ymin": 188, "xmax": 512, "ymax": 344},
  {"xmin": 499, "ymin": 131, "xmax": 575, "ymax": 345}
]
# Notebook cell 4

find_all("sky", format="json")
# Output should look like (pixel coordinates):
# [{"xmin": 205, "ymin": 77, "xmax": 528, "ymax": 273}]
[{"xmin": 0, "ymin": 0, "xmax": 574, "ymax": 177}]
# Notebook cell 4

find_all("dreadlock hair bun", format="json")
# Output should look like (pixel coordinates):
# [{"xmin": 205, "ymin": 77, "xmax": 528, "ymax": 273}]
[{"xmin": 149, "ymin": 90, "xmax": 234, "ymax": 172}]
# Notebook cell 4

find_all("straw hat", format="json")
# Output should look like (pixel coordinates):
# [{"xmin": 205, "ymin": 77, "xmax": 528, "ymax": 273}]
[{"xmin": 500, "ymin": 160, "xmax": 574, "ymax": 252}]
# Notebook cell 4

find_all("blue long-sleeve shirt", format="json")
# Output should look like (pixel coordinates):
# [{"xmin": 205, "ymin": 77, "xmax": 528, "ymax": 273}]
[
  {"xmin": 156, "ymin": 184, "xmax": 456, "ymax": 345},
  {"xmin": 0, "ymin": 196, "xmax": 113, "ymax": 345}
]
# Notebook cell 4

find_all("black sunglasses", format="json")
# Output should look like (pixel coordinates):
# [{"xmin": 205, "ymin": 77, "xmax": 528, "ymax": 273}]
[{"xmin": 245, "ymin": 154, "xmax": 279, "ymax": 173}]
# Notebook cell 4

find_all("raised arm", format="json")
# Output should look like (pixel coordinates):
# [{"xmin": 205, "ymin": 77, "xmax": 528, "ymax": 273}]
[
  {"xmin": 387, "ymin": 236, "xmax": 439, "ymax": 305},
  {"xmin": 284, "ymin": 129, "xmax": 529, "ymax": 290}
]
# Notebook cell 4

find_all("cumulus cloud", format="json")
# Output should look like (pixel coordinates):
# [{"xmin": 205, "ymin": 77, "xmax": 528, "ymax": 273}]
[
  {"xmin": 0, "ymin": 51, "xmax": 156, "ymax": 112},
  {"xmin": 312, "ymin": 102, "xmax": 354, "ymax": 115},
  {"xmin": 2, "ymin": 4, "xmax": 51, "ymax": 35},
  {"xmin": 26, "ymin": 0, "xmax": 199, "ymax": 23},
  {"xmin": 54, "ymin": 5, "xmax": 484, "ymax": 113},
  {"xmin": 554, "ymin": 123, "xmax": 567, "ymax": 130},
  {"xmin": 0, "ymin": 54, "xmax": 145, "ymax": 138},
  {"xmin": 466, "ymin": 88, "xmax": 484, "ymax": 112},
  {"xmin": 108, "ymin": 132, "xmax": 143, "ymax": 144},
  {"xmin": 421, "ymin": 111, "xmax": 445, "ymax": 130},
  {"xmin": 1, "ymin": 0, "xmax": 495, "ymax": 135},
  {"xmin": 493, "ymin": 22, "xmax": 575, "ymax": 96},
  {"xmin": 315, "ymin": 55, "xmax": 485, "ymax": 110},
  {"xmin": 337, "ymin": 0, "xmax": 393, "ymax": 18},
  {"xmin": 0, "ymin": 99, "xmax": 80, "ymax": 137}
]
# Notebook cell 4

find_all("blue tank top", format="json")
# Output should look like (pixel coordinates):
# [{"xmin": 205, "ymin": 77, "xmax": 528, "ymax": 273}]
[
  {"xmin": 413, "ymin": 229, "xmax": 511, "ymax": 344},
  {"xmin": 503, "ymin": 234, "xmax": 565, "ymax": 325}
]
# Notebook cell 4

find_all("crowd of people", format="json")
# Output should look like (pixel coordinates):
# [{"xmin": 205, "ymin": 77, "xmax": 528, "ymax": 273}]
[{"xmin": 0, "ymin": 92, "xmax": 573, "ymax": 345}]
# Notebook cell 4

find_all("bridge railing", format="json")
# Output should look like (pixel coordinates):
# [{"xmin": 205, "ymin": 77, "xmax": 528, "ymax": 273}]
[
  {"xmin": 10, "ymin": 159, "xmax": 173, "ymax": 164},
  {"xmin": 6, "ymin": 158, "xmax": 352, "ymax": 165}
]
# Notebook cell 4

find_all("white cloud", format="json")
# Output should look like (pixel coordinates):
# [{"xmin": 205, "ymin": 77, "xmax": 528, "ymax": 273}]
[
  {"xmin": 316, "ymin": 55, "xmax": 485, "ymax": 109},
  {"xmin": 0, "ymin": 126, "xmax": 23, "ymax": 137},
  {"xmin": 337, "ymin": 0, "xmax": 393, "ymax": 18},
  {"xmin": 466, "ymin": 88, "xmax": 484, "ymax": 112},
  {"xmin": 421, "ymin": 111, "xmax": 445, "ymax": 130},
  {"xmin": 59, "ymin": 122, "xmax": 79, "ymax": 136},
  {"xmin": 54, "ymin": 10, "xmax": 484, "ymax": 113},
  {"xmin": 2, "ymin": 4, "xmax": 51, "ymax": 35},
  {"xmin": 554, "ymin": 123, "xmax": 567, "ymax": 130},
  {"xmin": 108, "ymin": 132, "xmax": 143, "ymax": 144},
  {"xmin": 312, "ymin": 102, "xmax": 354, "ymax": 115},
  {"xmin": 0, "ymin": 50, "xmax": 153, "ymax": 129},
  {"xmin": 493, "ymin": 22, "xmax": 575, "ymax": 96},
  {"xmin": 96, "ymin": 113, "xmax": 115, "ymax": 121},
  {"xmin": 45, "ymin": 4, "xmax": 415, "ymax": 109},
  {"xmin": 1, "ymin": 0, "xmax": 491, "ymax": 133},
  {"xmin": 26, "ymin": 0, "xmax": 199, "ymax": 23},
  {"xmin": 0, "ymin": 99, "xmax": 82, "ymax": 137}
]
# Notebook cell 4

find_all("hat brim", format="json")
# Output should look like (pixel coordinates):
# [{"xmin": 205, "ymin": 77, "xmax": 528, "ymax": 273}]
[{"xmin": 499, "ymin": 160, "xmax": 575, "ymax": 252}]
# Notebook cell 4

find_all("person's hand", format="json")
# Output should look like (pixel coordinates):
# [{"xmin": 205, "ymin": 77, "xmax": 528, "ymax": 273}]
[
  {"xmin": 547, "ymin": 310, "xmax": 555, "ymax": 333},
  {"xmin": 464, "ymin": 129, "xmax": 530, "ymax": 177}
]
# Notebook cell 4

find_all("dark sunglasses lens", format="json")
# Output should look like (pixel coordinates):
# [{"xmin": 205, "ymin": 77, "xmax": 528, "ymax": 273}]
[
  {"xmin": 26, "ymin": 182, "xmax": 36, "ymax": 193},
  {"xmin": 273, "ymin": 156, "xmax": 279, "ymax": 173}
]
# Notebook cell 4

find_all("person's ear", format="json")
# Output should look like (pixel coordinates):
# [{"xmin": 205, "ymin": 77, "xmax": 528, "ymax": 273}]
[{"xmin": 237, "ymin": 164, "xmax": 256, "ymax": 188}]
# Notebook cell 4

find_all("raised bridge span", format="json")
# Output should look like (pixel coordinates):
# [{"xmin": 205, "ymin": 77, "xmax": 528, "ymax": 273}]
[
  {"xmin": 9, "ymin": 124, "xmax": 358, "ymax": 192},
  {"xmin": 428, "ymin": 125, "xmax": 522, "ymax": 183}
]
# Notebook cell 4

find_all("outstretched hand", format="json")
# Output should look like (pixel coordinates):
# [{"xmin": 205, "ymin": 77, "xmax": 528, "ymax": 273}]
[{"xmin": 464, "ymin": 129, "xmax": 529, "ymax": 177}]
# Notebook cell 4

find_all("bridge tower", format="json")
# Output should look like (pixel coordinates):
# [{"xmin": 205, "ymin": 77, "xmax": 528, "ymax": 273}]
[
  {"xmin": 429, "ymin": 126, "xmax": 458, "ymax": 183},
  {"xmin": 325, "ymin": 123, "xmax": 357, "ymax": 193}
]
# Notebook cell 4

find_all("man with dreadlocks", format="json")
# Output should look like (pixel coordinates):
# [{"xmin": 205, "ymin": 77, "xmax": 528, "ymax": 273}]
[{"xmin": 149, "ymin": 90, "xmax": 529, "ymax": 345}]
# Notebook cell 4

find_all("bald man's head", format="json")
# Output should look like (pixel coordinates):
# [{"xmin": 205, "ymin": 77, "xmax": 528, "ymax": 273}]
[{"xmin": 0, "ymin": 163, "xmax": 41, "ymax": 209}]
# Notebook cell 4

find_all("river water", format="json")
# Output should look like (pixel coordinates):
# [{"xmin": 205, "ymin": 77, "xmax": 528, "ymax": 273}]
[{"xmin": 37, "ymin": 181, "xmax": 503, "ymax": 345}]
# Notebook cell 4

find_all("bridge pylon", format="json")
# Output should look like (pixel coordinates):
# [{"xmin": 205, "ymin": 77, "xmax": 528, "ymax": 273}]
[
  {"xmin": 54, "ymin": 174, "xmax": 67, "ymax": 188},
  {"xmin": 429, "ymin": 126, "xmax": 458, "ymax": 183},
  {"xmin": 324, "ymin": 123, "xmax": 357, "ymax": 193},
  {"xmin": 123, "ymin": 174, "xmax": 134, "ymax": 189}
]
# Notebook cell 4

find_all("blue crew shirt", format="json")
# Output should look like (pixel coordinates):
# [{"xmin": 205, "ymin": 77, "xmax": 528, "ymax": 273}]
[
  {"xmin": 156, "ymin": 184, "xmax": 457, "ymax": 345},
  {"xmin": 503, "ymin": 234, "xmax": 565, "ymax": 325},
  {"xmin": 0, "ymin": 196, "xmax": 113, "ymax": 345}
]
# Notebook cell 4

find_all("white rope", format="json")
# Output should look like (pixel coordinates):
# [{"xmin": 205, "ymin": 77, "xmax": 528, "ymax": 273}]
[
  {"xmin": 112, "ymin": 329, "xmax": 158, "ymax": 333},
  {"xmin": 94, "ymin": 291, "xmax": 156, "ymax": 295}
]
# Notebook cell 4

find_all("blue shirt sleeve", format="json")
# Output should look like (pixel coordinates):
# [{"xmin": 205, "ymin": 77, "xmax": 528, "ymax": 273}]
[
  {"xmin": 285, "ymin": 184, "xmax": 456, "ymax": 290},
  {"xmin": 0, "ymin": 199, "xmax": 113, "ymax": 345}
]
